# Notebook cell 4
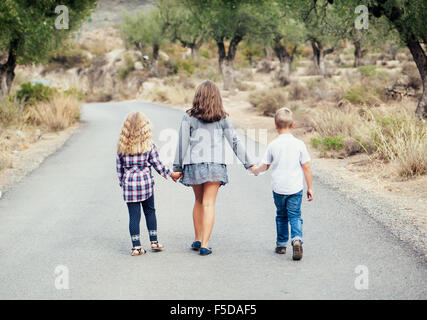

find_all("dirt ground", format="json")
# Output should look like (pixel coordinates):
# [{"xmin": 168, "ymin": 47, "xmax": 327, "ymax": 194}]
[{"xmin": 0, "ymin": 124, "xmax": 79, "ymax": 194}]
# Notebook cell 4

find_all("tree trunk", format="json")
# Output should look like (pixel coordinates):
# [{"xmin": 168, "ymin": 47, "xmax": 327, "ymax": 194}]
[
  {"xmin": 405, "ymin": 36, "xmax": 427, "ymax": 119},
  {"xmin": 311, "ymin": 40, "xmax": 333, "ymax": 77},
  {"xmin": 190, "ymin": 42, "xmax": 201, "ymax": 60},
  {"xmin": 354, "ymin": 40, "xmax": 362, "ymax": 67},
  {"xmin": 151, "ymin": 44, "xmax": 160, "ymax": 76},
  {"xmin": 0, "ymin": 40, "xmax": 18, "ymax": 98},
  {"xmin": 353, "ymin": 40, "xmax": 368, "ymax": 67},
  {"xmin": 311, "ymin": 40, "xmax": 323, "ymax": 76},
  {"xmin": 217, "ymin": 35, "xmax": 242, "ymax": 90},
  {"xmin": 273, "ymin": 41, "xmax": 295, "ymax": 86}
]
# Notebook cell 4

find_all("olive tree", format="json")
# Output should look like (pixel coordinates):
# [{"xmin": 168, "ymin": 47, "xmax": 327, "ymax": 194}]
[
  {"xmin": 0, "ymin": 0, "xmax": 96, "ymax": 98},
  {"xmin": 120, "ymin": 8, "xmax": 169, "ymax": 76},
  {"xmin": 331, "ymin": 0, "xmax": 427, "ymax": 118}
]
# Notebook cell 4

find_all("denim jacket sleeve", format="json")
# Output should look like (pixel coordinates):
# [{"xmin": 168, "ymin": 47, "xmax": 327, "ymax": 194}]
[
  {"xmin": 173, "ymin": 115, "xmax": 191, "ymax": 172},
  {"xmin": 222, "ymin": 117, "xmax": 255, "ymax": 169}
]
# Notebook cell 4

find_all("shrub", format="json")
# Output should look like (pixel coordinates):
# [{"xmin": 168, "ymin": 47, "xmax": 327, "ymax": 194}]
[
  {"xmin": 199, "ymin": 49, "xmax": 211, "ymax": 59},
  {"xmin": 288, "ymin": 82, "xmax": 307, "ymax": 101},
  {"xmin": 310, "ymin": 109, "xmax": 360, "ymax": 138},
  {"xmin": 16, "ymin": 82, "xmax": 57, "ymax": 106},
  {"xmin": 357, "ymin": 65, "xmax": 377, "ymax": 77},
  {"xmin": 176, "ymin": 58, "xmax": 196, "ymax": 75},
  {"xmin": 48, "ymin": 41, "xmax": 89, "ymax": 69},
  {"xmin": 118, "ymin": 54, "xmax": 135, "ymax": 80},
  {"xmin": 0, "ymin": 98, "xmax": 24, "ymax": 127},
  {"xmin": 344, "ymin": 85, "xmax": 382, "ymax": 105},
  {"xmin": 25, "ymin": 95, "xmax": 81, "ymax": 131},
  {"xmin": 367, "ymin": 110, "xmax": 427, "ymax": 177},
  {"xmin": 311, "ymin": 136, "xmax": 344, "ymax": 151},
  {"xmin": 249, "ymin": 89, "xmax": 287, "ymax": 116}
]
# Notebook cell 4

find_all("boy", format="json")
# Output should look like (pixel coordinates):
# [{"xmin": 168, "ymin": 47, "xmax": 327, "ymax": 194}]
[{"xmin": 251, "ymin": 107, "xmax": 313, "ymax": 261}]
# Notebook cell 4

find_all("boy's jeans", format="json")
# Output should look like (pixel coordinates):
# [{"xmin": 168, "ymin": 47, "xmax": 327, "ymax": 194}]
[{"xmin": 273, "ymin": 190, "xmax": 303, "ymax": 247}]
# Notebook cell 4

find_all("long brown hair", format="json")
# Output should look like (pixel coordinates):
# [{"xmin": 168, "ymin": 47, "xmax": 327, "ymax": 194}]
[
  {"xmin": 186, "ymin": 80, "xmax": 228, "ymax": 122},
  {"xmin": 117, "ymin": 112, "xmax": 153, "ymax": 155}
]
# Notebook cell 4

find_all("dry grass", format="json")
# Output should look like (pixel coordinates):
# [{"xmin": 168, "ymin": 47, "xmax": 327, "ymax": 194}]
[
  {"xmin": 367, "ymin": 109, "xmax": 427, "ymax": 177},
  {"xmin": 310, "ymin": 105, "xmax": 426, "ymax": 177},
  {"xmin": 25, "ymin": 95, "xmax": 81, "ymax": 131},
  {"xmin": 249, "ymin": 89, "xmax": 287, "ymax": 116},
  {"xmin": 310, "ymin": 108, "xmax": 362, "ymax": 138}
]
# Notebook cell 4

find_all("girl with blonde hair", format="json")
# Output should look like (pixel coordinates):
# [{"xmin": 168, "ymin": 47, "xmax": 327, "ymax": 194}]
[
  {"xmin": 116, "ymin": 112, "xmax": 181, "ymax": 256},
  {"xmin": 173, "ymin": 80, "xmax": 255, "ymax": 255}
]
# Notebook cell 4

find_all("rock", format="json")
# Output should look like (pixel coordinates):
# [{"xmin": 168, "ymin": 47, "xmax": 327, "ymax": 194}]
[
  {"xmin": 134, "ymin": 61, "xmax": 144, "ymax": 71},
  {"xmin": 159, "ymin": 51, "xmax": 169, "ymax": 61}
]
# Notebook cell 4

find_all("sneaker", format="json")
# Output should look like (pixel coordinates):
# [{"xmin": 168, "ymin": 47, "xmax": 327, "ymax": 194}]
[
  {"xmin": 292, "ymin": 240, "xmax": 303, "ymax": 261},
  {"xmin": 275, "ymin": 247, "xmax": 286, "ymax": 254}
]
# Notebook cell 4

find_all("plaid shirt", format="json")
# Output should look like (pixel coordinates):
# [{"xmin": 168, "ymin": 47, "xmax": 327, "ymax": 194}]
[{"xmin": 116, "ymin": 144, "xmax": 172, "ymax": 202}]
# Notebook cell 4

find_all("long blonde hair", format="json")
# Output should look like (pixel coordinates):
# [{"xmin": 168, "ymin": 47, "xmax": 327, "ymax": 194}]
[{"xmin": 117, "ymin": 112, "xmax": 153, "ymax": 155}]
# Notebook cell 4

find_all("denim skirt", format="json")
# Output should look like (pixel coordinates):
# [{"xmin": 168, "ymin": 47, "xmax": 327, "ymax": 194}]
[{"xmin": 180, "ymin": 163, "xmax": 228, "ymax": 187}]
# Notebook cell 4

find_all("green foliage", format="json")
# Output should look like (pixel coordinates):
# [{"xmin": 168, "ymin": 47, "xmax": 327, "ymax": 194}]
[
  {"xmin": 47, "ymin": 41, "xmax": 90, "ymax": 69},
  {"xmin": 16, "ymin": 82, "xmax": 57, "ymax": 106},
  {"xmin": 311, "ymin": 136, "xmax": 344, "ymax": 151},
  {"xmin": 357, "ymin": 65, "xmax": 388, "ymax": 80},
  {"xmin": 118, "ymin": 55, "xmax": 135, "ymax": 80},
  {"xmin": 120, "ymin": 9, "xmax": 166, "ymax": 56},
  {"xmin": 344, "ymin": 86, "xmax": 383, "ymax": 105},
  {"xmin": 0, "ymin": 0, "xmax": 96, "ymax": 65}
]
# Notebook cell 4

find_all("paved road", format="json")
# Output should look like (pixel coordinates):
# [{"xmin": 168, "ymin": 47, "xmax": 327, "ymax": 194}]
[{"xmin": 0, "ymin": 101, "xmax": 425, "ymax": 299}]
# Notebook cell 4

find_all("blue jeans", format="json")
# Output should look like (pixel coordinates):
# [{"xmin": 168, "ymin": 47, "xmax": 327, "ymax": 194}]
[{"xmin": 273, "ymin": 190, "xmax": 303, "ymax": 247}]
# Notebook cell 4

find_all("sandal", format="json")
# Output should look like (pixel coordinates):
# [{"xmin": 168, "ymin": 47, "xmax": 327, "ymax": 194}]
[
  {"xmin": 151, "ymin": 241, "xmax": 164, "ymax": 252},
  {"xmin": 131, "ymin": 247, "xmax": 146, "ymax": 256}
]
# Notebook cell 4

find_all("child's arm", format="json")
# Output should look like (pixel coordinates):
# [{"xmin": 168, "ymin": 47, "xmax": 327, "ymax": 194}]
[
  {"xmin": 116, "ymin": 154, "xmax": 124, "ymax": 187},
  {"xmin": 250, "ymin": 163, "xmax": 270, "ymax": 176},
  {"xmin": 149, "ymin": 144, "xmax": 176, "ymax": 181},
  {"xmin": 301, "ymin": 162, "xmax": 313, "ymax": 201}
]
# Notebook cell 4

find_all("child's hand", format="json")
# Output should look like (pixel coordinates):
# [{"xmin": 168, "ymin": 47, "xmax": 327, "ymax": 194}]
[
  {"xmin": 307, "ymin": 189, "xmax": 314, "ymax": 201},
  {"xmin": 171, "ymin": 172, "xmax": 182, "ymax": 182},
  {"xmin": 248, "ymin": 165, "xmax": 258, "ymax": 176}
]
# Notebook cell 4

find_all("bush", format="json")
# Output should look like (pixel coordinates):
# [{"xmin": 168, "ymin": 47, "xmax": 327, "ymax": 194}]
[
  {"xmin": 344, "ymin": 85, "xmax": 382, "ymax": 105},
  {"xmin": 16, "ymin": 82, "xmax": 57, "ymax": 106},
  {"xmin": 0, "ymin": 98, "xmax": 24, "ymax": 127},
  {"xmin": 48, "ymin": 41, "xmax": 90, "ymax": 69},
  {"xmin": 249, "ymin": 89, "xmax": 287, "ymax": 116},
  {"xmin": 118, "ymin": 54, "xmax": 135, "ymax": 80},
  {"xmin": 367, "ymin": 110, "xmax": 427, "ymax": 177},
  {"xmin": 25, "ymin": 95, "xmax": 81, "ymax": 131},
  {"xmin": 176, "ymin": 58, "xmax": 196, "ymax": 75},
  {"xmin": 311, "ymin": 136, "xmax": 344, "ymax": 151}
]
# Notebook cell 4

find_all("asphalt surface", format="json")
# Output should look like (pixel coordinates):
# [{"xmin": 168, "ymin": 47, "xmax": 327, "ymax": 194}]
[{"xmin": 0, "ymin": 101, "xmax": 425, "ymax": 299}]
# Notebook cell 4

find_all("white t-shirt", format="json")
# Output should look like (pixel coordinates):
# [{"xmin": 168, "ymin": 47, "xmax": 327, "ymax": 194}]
[{"xmin": 261, "ymin": 133, "xmax": 310, "ymax": 195}]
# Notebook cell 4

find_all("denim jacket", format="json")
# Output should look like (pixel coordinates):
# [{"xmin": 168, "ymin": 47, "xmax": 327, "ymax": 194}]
[{"xmin": 173, "ymin": 114, "xmax": 255, "ymax": 171}]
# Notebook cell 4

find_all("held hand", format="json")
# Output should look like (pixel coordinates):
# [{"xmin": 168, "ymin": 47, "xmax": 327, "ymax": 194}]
[
  {"xmin": 171, "ymin": 172, "xmax": 182, "ymax": 182},
  {"xmin": 307, "ymin": 189, "xmax": 314, "ymax": 201},
  {"xmin": 248, "ymin": 165, "xmax": 258, "ymax": 176}
]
